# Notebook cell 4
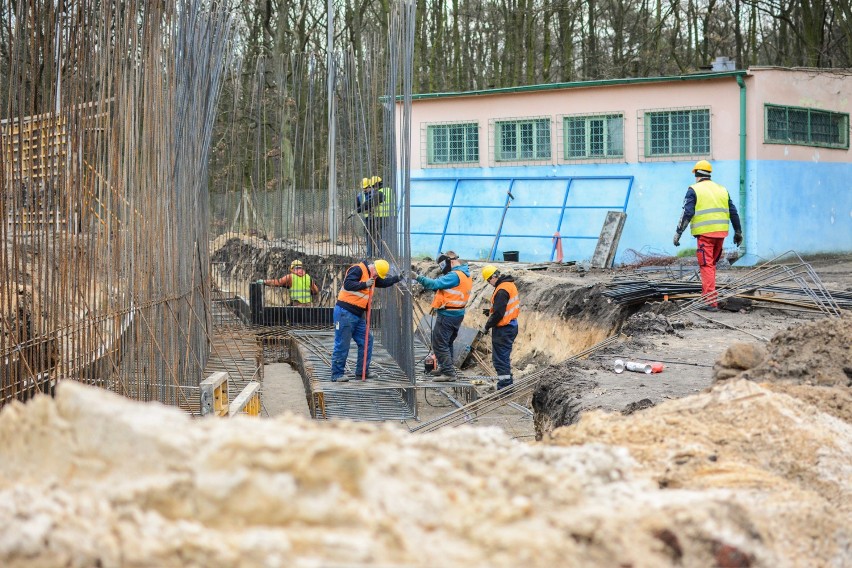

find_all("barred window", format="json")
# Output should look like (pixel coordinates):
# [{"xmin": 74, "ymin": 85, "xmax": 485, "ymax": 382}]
[
  {"xmin": 765, "ymin": 104, "xmax": 849, "ymax": 149},
  {"xmin": 496, "ymin": 118, "xmax": 551, "ymax": 161},
  {"xmin": 427, "ymin": 123, "xmax": 479, "ymax": 164},
  {"xmin": 645, "ymin": 109, "xmax": 710, "ymax": 157},
  {"xmin": 564, "ymin": 114, "xmax": 623, "ymax": 159}
]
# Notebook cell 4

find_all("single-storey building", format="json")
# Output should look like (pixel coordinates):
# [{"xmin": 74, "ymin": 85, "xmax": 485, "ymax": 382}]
[{"xmin": 401, "ymin": 67, "xmax": 851, "ymax": 265}]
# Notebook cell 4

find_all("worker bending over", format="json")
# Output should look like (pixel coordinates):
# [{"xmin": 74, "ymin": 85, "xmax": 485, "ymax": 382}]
[
  {"xmin": 415, "ymin": 251, "xmax": 472, "ymax": 381},
  {"xmin": 481, "ymin": 265, "xmax": 520, "ymax": 390},
  {"xmin": 331, "ymin": 259, "xmax": 401, "ymax": 382},
  {"xmin": 673, "ymin": 160, "xmax": 743, "ymax": 311},
  {"xmin": 257, "ymin": 260, "xmax": 319, "ymax": 306}
]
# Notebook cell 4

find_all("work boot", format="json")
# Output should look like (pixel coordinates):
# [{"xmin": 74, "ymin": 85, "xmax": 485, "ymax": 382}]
[
  {"xmin": 332, "ymin": 376, "xmax": 349, "ymax": 383},
  {"xmin": 700, "ymin": 305, "xmax": 720, "ymax": 312},
  {"xmin": 430, "ymin": 368, "xmax": 455, "ymax": 382},
  {"xmin": 349, "ymin": 371, "xmax": 372, "ymax": 380},
  {"xmin": 496, "ymin": 375, "xmax": 513, "ymax": 390}
]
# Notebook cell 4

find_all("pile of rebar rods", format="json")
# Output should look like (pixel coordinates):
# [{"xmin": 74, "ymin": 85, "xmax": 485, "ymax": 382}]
[{"xmin": 605, "ymin": 251, "xmax": 847, "ymax": 315}]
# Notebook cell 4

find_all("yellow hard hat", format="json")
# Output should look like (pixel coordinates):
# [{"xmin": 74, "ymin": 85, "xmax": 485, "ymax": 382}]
[
  {"xmin": 482, "ymin": 265, "xmax": 498, "ymax": 281},
  {"xmin": 362, "ymin": 177, "xmax": 371, "ymax": 189},
  {"xmin": 371, "ymin": 175, "xmax": 382, "ymax": 186},
  {"xmin": 374, "ymin": 259, "xmax": 390, "ymax": 278},
  {"xmin": 692, "ymin": 160, "xmax": 712, "ymax": 174},
  {"xmin": 290, "ymin": 260, "xmax": 303, "ymax": 270}
]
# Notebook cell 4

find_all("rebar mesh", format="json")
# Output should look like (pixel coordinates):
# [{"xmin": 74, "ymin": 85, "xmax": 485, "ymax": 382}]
[{"xmin": 1, "ymin": 0, "xmax": 234, "ymax": 408}]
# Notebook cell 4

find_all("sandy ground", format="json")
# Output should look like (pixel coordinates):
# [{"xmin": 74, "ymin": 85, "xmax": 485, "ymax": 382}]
[{"xmin": 261, "ymin": 362, "xmax": 311, "ymax": 418}]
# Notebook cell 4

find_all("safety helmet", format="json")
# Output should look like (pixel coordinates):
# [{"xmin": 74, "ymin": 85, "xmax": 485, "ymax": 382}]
[
  {"xmin": 362, "ymin": 177, "xmax": 371, "ymax": 189},
  {"xmin": 692, "ymin": 160, "xmax": 712, "ymax": 175},
  {"xmin": 371, "ymin": 175, "xmax": 383, "ymax": 187},
  {"xmin": 290, "ymin": 260, "xmax": 303, "ymax": 271},
  {"xmin": 482, "ymin": 265, "xmax": 499, "ymax": 281},
  {"xmin": 374, "ymin": 259, "xmax": 390, "ymax": 278}
]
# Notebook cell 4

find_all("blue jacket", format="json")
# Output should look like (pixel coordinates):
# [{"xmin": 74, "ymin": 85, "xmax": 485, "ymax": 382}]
[{"xmin": 417, "ymin": 264, "xmax": 470, "ymax": 317}]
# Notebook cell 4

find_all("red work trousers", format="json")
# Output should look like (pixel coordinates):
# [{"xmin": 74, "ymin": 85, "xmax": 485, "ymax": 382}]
[{"xmin": 696, "ymin": 234, "xmax": 725, "ymax": 307}]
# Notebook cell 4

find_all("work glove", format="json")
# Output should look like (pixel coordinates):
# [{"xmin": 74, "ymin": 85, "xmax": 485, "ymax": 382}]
[
  {"xmin": 364, "ymin": 278, "xmax": 375, "ymax": 288},
  {"xmin": 733, "ymin": 232, "xmax": 743, "ymax": 246},
  {"xmin": 256, "ymin": 279, "xmax": 265, "ymax": 285},
  {"xmin": 672, "ymin": 232, "xmax": 681, "ymax": 247}
]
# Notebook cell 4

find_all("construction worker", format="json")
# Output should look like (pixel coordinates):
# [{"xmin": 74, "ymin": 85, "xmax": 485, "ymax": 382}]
[
  {"xmin": 257, "ymin": 260, "xmax": 319, "ymax": 306},
  {"xmin": 331, "ymin": 258, "xmax": 401, "ymax": 382},
  {"xmin": 415, "ymin": 251, "xmax": 472, "ymax": 381},
  {"xmin": 481, "ymin": 265, "xmax": 520, "ymax": 390},
  {"xmin": 355, "ymin": 176, "xmax": 392, "ymax": 257},
  {"xmin": 673, "ymin": 160, "xmax": 743, "ymax": 311}
]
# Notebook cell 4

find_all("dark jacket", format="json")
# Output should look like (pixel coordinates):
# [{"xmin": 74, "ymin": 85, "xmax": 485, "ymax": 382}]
[
  {"xmin": 336, "ymin": 261, "xmax": 401, "ymax": 316},
  {"xmin": 485, "ymin": 274, "xmax": 517, "ymax": 330}
]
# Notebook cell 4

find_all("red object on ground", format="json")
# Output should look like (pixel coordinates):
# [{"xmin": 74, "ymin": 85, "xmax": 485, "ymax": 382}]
[
  {"xmin": 553, "ymin": 232, "xmax": 564, "ymax": 263},
  {"xmin": 696, "ymin": 234, "xmax": 725, "ymax": 307},
  {"xmin": 650, "ymin": 363, "xmax": 664, "ymax": 373}
]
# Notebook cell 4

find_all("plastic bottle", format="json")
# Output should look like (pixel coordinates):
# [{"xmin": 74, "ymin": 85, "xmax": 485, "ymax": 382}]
[{"xmin": 614, "ymin": 359, "xmax": 652, "ymax": 374}]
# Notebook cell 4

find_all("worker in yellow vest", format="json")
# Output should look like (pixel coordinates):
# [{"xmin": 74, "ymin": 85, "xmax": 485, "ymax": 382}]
[
  {"xmin": 331, "ymin": 258, "xmax": 401, "ymax": 382},
  {"xmin": 415, "ymin": 251, "xmax": 472, "ymax": 381},
  {"xmin": 481, "ymin": 265, "xmax": 520, "ymax": 390},
  {"xmin": 673, "ymin": 160, "xmax": 743, "ymax": 311},
  {"xmin": 257, "ymin": 260, "xmax": 319, "ymax": 305},
  {"xmin": 355, "ymin": 176, "xmax": 393, "ymax": 257}
]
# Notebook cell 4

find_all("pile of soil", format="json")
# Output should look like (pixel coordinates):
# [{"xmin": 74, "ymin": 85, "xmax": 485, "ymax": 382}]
[
  {"xmin": 1, "ymin": 379, "xmax": 848, "ymax": 567},
  {"xmin": 212, "ymin": 237, "xmax": 355, "ymax": 282}
]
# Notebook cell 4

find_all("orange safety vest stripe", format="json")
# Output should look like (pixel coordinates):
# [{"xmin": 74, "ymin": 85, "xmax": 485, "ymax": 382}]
[
  {"xmin": 337, "ymin": 262, "xmax": 371, "ymax": 308},
  {"xmin": 431, "ymin": 269, "xmax": 472, "ymax": 310},
  {"xmin": 491, "ymin": 281, "xmax": 520, "ymax": 326}
]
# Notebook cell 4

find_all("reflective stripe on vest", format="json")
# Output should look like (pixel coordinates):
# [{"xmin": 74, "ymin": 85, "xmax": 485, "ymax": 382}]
[
  {"xmin": 337, "ymin": 262, "xmax": 371, "ymax": 308},
  {"xmin": 491, "ymin": 281, "xmax": 520, "ymax": 326},
  {"xmin": 431, "ymin": 269, "xmax": 472, "ymax": 310},
  {"xmin": 290, "ymin": 273, "xmax": 312, "ymax": 303},
  {"xmin": 690, "ymin": 180, "xmax": 731, "ymax": 236},
  {"xmin": 372, "ymin": 187, "xmax": 392, "ymax": 218}
]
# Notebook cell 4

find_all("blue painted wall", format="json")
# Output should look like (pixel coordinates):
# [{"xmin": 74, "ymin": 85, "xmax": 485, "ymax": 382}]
[{"xmin": 410, "ymin": 159, "xmax": 852, "ymax": 263}]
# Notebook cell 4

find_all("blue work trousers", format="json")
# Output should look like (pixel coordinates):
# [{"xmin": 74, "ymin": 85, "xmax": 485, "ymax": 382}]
[
  {"xmin": 331, "ymin": 305, "xmax": 373, "ymax": 380},
  {"xmin": 491, "ymin": 323, "xmax": 518, "ymax": 381},
  {"xmin": 432, "ymin": 312, "xmax": 463, "ymax": 374}
]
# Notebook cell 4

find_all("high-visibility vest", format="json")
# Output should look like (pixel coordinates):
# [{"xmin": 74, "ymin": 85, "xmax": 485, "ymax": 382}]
[
  {"xmin": 491, "ymin": 281, "xmax": 520, "ymax": 326},
  {"xmin": 371, "ymin": 187, "xmax": 392, "ymax": 218},
  {"xmin": 290, "ymin": 273, "xmax": 312, "ymax": 303},
  {"xmin": 689, "ymin": 180, "xmax": 731, "ymax": 236},
  {"xmin": 431, "ymin": 269, "xmax": 472, "ymax": 310},
  {"xmin": 337, "ymin": 262, "xmax": 372, "ymax": 309}
]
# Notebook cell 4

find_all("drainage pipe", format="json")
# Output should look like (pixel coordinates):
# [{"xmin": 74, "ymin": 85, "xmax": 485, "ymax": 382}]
[{"xmin": 736, "ymin": 74, "xmax": 747, "ymax": 253}]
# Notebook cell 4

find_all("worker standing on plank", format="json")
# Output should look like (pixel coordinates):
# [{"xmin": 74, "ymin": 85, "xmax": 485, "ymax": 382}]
[
  {"xmin": 673, "ymin": 160, "xmax": 743, "ymax": 311},
  {"xmin": 257, "ymin": 260, "xmax": 319, "ymax": 306},
  {"xmin": 481, "ymin": 265, "xmax": 520, "ymax": 390},
  {"xmin": 414, "ymin": 251, "xmax": 472, "ymax": 381},
  {"xmin": 355, "ymin": 176, "xmax": 392, "ymax": 257},
  {"xmin": 331, "ymin": 258, "xmax": 401, "ymax": 382}
]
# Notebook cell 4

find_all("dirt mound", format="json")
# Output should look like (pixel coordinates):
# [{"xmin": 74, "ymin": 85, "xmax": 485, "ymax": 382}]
[
  {"xmin": 2, "ymin": 380, "xmax": 849, "ymax": 567},
  {"xmin": 548, "ymin": 379, "xmax": 851, "ymax": 566},
  {"xmin": 212, "ymin": 237, "xmax": 356, "ymax": 283},
  {"xmin": 739, "ymin": 314, "xmax": 852, "ymax": 387}
]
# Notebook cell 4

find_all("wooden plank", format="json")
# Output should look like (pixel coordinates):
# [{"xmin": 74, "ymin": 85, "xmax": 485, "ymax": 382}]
[
  {"xmin": 590, "ymin": 211, "xmax": 627, "ymax": 269},
  {"xmin": 199, "ymin": 371, "xmax": 229, "ymax": 416}
]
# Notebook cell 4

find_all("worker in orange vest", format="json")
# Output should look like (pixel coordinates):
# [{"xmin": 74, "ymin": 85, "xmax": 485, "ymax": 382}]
[
  {"xmin": 481, "ymin": 265, "xmax": 520, "ymax": 390},
  {"xmin": 257, "ymin": 259, "xmax": 319, "ymax": 305},
  {"xmin": 331, "ymin": 259, "xmax": 401, "ymax": 382},
  {"xmin": 673, "ymin": 160, "xmax": 742, "ymax": 311},
  {"xmin": 415, "ymin": 251, "xmax": 472, "ymax": 381}
]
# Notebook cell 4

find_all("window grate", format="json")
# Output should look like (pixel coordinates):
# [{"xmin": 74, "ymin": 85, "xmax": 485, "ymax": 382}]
[
  {"xmin": 422, "ymin": 122, "xmax": 480, "ymax": 167},
  {"xmin": 765, "ymin": 104, "xmax": 849, "ymax": 149},
  {"xmin": 561, "ymin": 113, "xmax": 624, "ymax": 160},
  {"xmin": 494, "ymin": 117, "xmax": 551, "ymax": 162}
]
